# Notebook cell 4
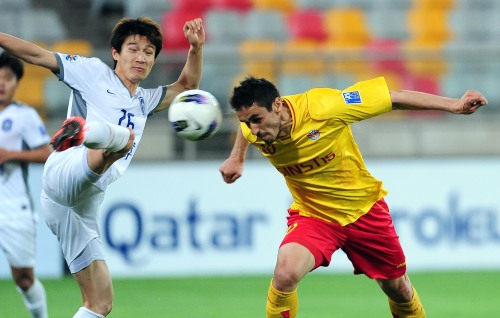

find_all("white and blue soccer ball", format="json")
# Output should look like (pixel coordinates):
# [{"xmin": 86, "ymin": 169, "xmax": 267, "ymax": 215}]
[{"xmin": 168, "ymin": 89, "xmax": 223, "ymax": 141}]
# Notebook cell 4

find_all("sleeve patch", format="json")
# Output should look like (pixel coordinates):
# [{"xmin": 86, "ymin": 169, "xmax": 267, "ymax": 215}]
[{"xmin": 342, "ymin": 91, "xmax": 362, "ymax": 104}]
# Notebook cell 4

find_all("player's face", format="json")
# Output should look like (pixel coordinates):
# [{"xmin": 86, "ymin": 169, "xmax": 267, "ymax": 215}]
[
  {"xmin": 113, "ymin": 34, "xmax": 156, "ymax": 85},
  {"xmin": 0, "ymin": 67, "xmax": 18, "ymax": 107},
  {"xmin": 237, "ymin": 101, "xmax": 281, "ymax": 145}
]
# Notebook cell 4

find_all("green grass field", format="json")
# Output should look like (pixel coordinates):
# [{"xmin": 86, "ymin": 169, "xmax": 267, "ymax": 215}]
[{"xmin": 1, "ymin": 270, "xmax": 498, "ymax": 317}]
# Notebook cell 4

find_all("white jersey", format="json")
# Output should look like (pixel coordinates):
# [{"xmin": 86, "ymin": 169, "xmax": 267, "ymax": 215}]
[
  {"xmin": 0, "ymin": 102, "xmax": 50, "ymax": 220},
  {"xmin": 54, "ymin": 53, "xmax": 166, "ymax": 185}
]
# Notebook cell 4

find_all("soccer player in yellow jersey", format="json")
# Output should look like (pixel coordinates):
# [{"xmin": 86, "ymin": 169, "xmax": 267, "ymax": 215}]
[{"xmin": 219, "ymin": 76, "xmax": 488, "ymax": 318}]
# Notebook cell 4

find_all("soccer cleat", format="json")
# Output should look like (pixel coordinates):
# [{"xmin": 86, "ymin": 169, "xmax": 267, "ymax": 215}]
[{"xmin": 51, "ymin": 116, "xmax": 86, "ymax": 151}]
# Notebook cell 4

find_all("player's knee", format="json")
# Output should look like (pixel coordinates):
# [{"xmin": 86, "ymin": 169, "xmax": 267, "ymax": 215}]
[
  {"xmin": 273, "ymin": 267, "xmax": 301, "ymax": 291},
  {"xmin": 13, "ymin": 272, "xmax": 34, "ymax": 291},
  {"xmin": 377, "ymin": 275, "xmax": 413, "ymax": 302},
  {"xmin": 89, "ymin": 301, "xmax": 113, "ymax": 316}
]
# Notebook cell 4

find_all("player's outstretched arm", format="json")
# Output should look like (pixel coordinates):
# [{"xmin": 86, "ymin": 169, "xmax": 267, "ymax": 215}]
[
  {"xmin": 391, "ymin": 90, "xmax": 488, "ymax": 114},
  {"xmin": 158, "ymin": 18, "xmax": 205, "ymax": 112},
  {"xmin": 220, "ymin": 127, "xmax": 248, "ymax": 184},
  {"xmin": 0, "ymin": 144, "xmax": 52, "ymax": 165},
  {"xmin": 0, "ymin": 33, "xmax": 59, "ymax": 72}
]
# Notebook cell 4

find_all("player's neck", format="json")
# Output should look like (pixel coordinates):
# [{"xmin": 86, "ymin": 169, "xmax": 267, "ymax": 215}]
[{"xmin": 278, "ymin": 101, "xmax": 292, "ymax": 140}]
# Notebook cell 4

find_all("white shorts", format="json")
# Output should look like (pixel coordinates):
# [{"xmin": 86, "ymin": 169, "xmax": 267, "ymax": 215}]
[
  {"xmin": 0, "ymin": 211, "xmax": 37, "ymax": 268},
  {"xmin": 41, "ymin": 146, "xmax": 112, "ymax": 269}
]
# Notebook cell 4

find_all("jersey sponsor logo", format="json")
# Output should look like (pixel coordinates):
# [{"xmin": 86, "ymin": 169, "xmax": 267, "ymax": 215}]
[
  {"xmin": 65, "ymin": 54, "xmax": 80, "ymax": 63},
  {"xmin": 276, "ymin": 152, "xmax": 336, "ymax": 177},
  {"xmin": 306, "ymin": 129, "xmax": 320, "ymax": 140},
  {"xmin": 106, "ymin": 89, "xmax": 115, "ymax": 95},
  {"xmin": 2, "ymin": 118, "xmax": 12, "ymax": 131},
  {"xmin": 342, "ymin": 90, "xmax": 362, "ymax": 104}
]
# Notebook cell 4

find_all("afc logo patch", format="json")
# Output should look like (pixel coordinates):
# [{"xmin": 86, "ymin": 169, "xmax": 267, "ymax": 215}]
[
  {"xmin": 342, "ymin": 91, "xmax": 362, "ymax": 104},
  {"xmin": 65, "ymin": 54, "xmax": 80, "ymax": 63}
]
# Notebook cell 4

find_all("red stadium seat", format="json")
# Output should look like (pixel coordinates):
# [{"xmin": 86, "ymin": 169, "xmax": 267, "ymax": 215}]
[
  {"xmin": 161, "ymin": 10, "xmax": 205, "ymax": 52},
  {"xmin": 171, "ymin": 0, "xmax": 213, "ymax": 12},
  {"xmin": 286, "ymin": 9, "xmax": 327, "ymax": 42},
  {"xmin": 211, "ymin": 0, "xmax": 253, "ymax": 11}
]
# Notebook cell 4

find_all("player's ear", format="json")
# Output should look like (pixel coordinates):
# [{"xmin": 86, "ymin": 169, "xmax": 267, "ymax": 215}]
[{"xmin": 274, "ymin": 97, "xmax": 281, "ymax": 112}]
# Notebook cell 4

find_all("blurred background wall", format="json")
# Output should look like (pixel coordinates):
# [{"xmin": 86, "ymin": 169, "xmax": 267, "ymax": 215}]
[{"xmin": 2, "ymin": 0, "xmax": 500, "ymax": 161}]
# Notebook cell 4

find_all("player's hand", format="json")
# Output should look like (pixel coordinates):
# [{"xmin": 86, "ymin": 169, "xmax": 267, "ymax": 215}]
[
  {"xmin": 457, "ymin": 90, "xmax": 488, "ymax": 114},
  {"xmin": 219, "ymin": 157, "xmax": 243, "ymax": 184},
  {"xmin": 184, "ymin": 18, "xmax": 205, "ymax": 48}
]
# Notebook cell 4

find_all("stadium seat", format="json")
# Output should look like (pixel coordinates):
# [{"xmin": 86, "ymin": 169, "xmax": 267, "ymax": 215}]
[
  {"xmin": 19, "ymin": 9, "xmax": 68, "ymax": 44},
  {"xmin": 323, "ymin": 8, "xmax": 371, "ymax": 47},
  {"xmin": 161, "ymin": 9, "xmax": 205, "ymax": 52},
  {"xmin": 14, "ymin": 64, "xmax": 53, "ymax": 111},
  {"xmin": 250, "ymin": 0, "xmax": 295, "ymax": 13},
  {"xmin": 365, "ymin": 7, "xmax": 409, "ymax": 40},
  {"xmin": 286, "ymin": 9, "xmax": 327, "ymax": 42},
  {"xmin": 210, "ymin": 0, "xmax": 253, "ymax": 11},
  {"xmin": 402, "ymin": 39, "xmax": 448, "ymax": 78},
  {"xmin": 413, "ymin": 0, "xmax": 455, "ymax": 10},
  {"xmin": 244, "ymin": 9, "xmax": 289, "ymax": 42},
  {"xmin": 447, "ymin": 8, "xmax": 500, "ymax": 46},
  {"xmin": 280, "ymin": 40, "xmax": 325, "ymax": 76},
  {"xmin": 293, "ymin": 0, "xmax": 336, "ymax": 10},
  {"xmin": 239, "ymin": 39, "xmax": 279, "ymax": 80},
  {"xmin": 171, "ymin": 0, "xmax": 213, "ymax": 12},
  {"xmin": 406, "ymin": 8, "xmax": 451, "ymax": 46},
  {"xmin": 204, "ymin": 9, "xmax": 245, "ymax": 44},
  {"xmin": 277, "ymin": 74, "xmax": 316, "ymax": 96},
  {"xmin": 124, "ymin": 0, "xmax": 172, "ymax": 22},
  {"xmin": 52, "ymin": 39, "xmax": 93, "ymax": 56}
]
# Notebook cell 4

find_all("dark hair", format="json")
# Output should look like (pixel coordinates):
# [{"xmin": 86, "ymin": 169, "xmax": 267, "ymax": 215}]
[
  {"xmin": 109, "ymin": 17, "xmax": 163, "ymax": 68},
  {"xmin": 0, "ymin": 51, "xmax": 24, "ymax": 80},
  {"xmin": 230, "ymin": 76, "xmax": 280, "ymax": 112}
]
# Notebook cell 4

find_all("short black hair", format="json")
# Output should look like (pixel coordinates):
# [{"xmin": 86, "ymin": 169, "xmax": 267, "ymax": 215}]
[
  {"xmin": 0, "ymin": 51, "xmax": 24, "ymax": 80},
  {"xmin": 110, "ymin": 17, "xmax": 163, "ymax": 69},
  {"xmin": 230, "ymin": 76, "xmax": 280, "ymax": 112}
]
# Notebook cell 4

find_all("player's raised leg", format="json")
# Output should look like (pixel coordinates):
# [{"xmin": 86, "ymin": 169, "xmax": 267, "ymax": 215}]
[{"xmin": 51, "ymin": 117, "xmax": 131, "ymax": 153}]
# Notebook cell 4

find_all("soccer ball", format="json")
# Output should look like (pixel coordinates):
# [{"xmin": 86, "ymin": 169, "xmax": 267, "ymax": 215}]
[{"xmin": 168, "ymin": 89, "xmax": 223, "ymax": 141}]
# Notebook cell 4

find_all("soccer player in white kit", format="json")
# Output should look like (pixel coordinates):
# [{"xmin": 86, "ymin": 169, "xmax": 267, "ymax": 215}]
[
  {"xmin": 0, "ymin": 16, "xmax": 205, "ymax": 318},
  {"xmin": 0, "ymin": 52, "xmax": 52, "ymax": 318}
]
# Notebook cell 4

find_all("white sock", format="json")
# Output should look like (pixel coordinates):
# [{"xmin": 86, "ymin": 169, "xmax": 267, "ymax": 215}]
[
  {"xmin": 83, "ymin": 121, "xmax": 130, "ymax": 152},
  {"xmin": 17, "ymin": 279, "xmax": 48, "ymax": 318},
  {"xmin": 73, "ymin": 306, "xmax": 105, "ymax": 318}
]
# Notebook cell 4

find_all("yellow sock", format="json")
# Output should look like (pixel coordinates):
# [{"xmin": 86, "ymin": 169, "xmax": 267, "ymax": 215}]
[
  {"xmin": 389, "ymin": 286, "xmax": 426, "ymax": 318},
  {"xmin": 266, "ymin": 279, "xmax": 298, "ymax": 318}
]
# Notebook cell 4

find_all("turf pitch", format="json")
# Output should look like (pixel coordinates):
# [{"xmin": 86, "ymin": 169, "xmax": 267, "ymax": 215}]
[{"xmin": 0, "ymin": 270, "xmax": 498, "ymax": 317}]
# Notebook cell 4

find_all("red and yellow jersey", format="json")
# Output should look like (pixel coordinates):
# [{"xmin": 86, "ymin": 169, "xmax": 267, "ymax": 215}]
[{"xmin": 241, "ymin": 77, "xmax": 393, "ymax": 226}]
